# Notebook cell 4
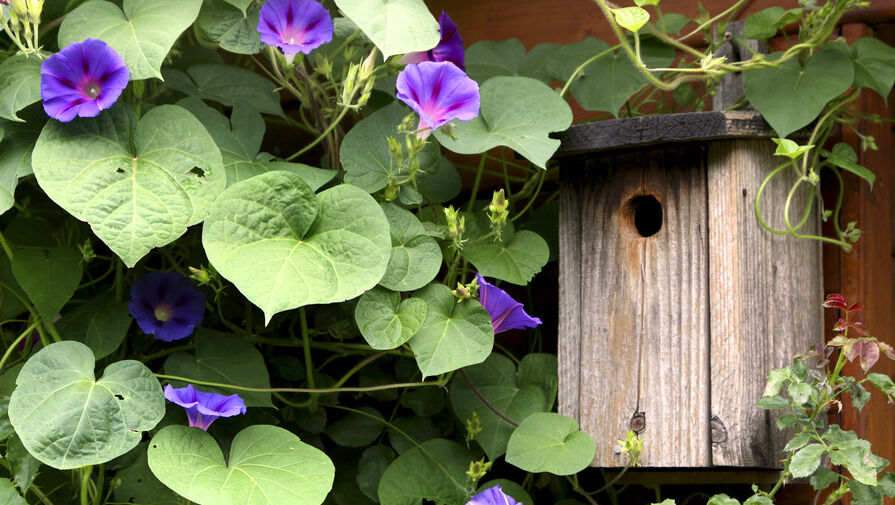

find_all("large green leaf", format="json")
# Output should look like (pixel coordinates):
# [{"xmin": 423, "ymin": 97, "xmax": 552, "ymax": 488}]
[
  {"xmin": 149, "ymin": 424, "xmax": 334, "ymax": 505},
  {"xmin": 852, "ymin": 37, "xmax": 895, "ymax": 101},
  {"xmin": 463, "ymin": 39, "xmax": 563, "ymax": 84},
  {"xmin": 379, "ymin": 203, "xmax": 441, "ymax": 291},
  {"xmin": 197, "ymin": 0, "xmax": 263, "ymax": 54},
  {"xmin": 6, "ymin": 434, "xmax": 38, "ymax": 493},
  {"xmin": 114, "ymin": 449, "xmax": 183, "ymax": 505},
  {"xmin": 164, "ymin": 329, "xmax": 273, "ymax": 408},
  {"xmin": 0, "ymin": 478, "xmax": 26, "ymax": 505},
  {"xmin": 341, "ymin": 102, "xmax": 441, "ymax": 195},
  {"xmin": 202, "ymin": 171, "xmax": 391, "ymax": 323},
  {"xmin": 378, "ymin": 439, "xmax": 471, "ymax": 505},
  {"xmin": 58, "ymin": 0, "xmax": 202, "ymax": 80},
  {"xmin": 358, "ymin": 446, "xmax": 396, "ymax": 502},
  {"xmin": 355, "ymin": 287, "xmax": 427, "ymax": 350},
  {"xmin": 333, "ymin": 0, "xmax": 439, "ymax": 58},
  {"xmin": 505, "ymin": 412, "xmax": 596, "ymax": 475},
  {"xmin": 549, "ymin": 37, "xmax": 674, "ymax": 115},
  {"xmin": 8, "ymin": 341, "xmax": 164, "ymax": 469},
  {"xmin": 433, "ymin": 76, "xmax": 572, "ymax": 168},
  {"xmin": 56, "ymin": 295, "xmax": 131, "ymax": 360},
  {"xmin": 11, "ymin": 246, "xmax": 82, "ymax": 321},
  {"xmin": 164, "ymin": 64, "xmax": 284, "ymax": 117},
  {"xmin": 0, "ymin": 113, "xmax": 43, "ymax": 216},
  {"xmin": 325, "ymin": 406, "xmax": 385, "ymax": 447},
  {"xmin": 408, "ymin": 284, "xmax": 493, "ymax": 377},
  {"xmin": 744, "ymin": 42, "xmax": 854, "ymax": 138},
  {"xmin": 450, "ymin": 353, "xmax": 557, "ymax": 459},
  {"xmin": 0, "ymin": 54, "xmax": 41, "ymax": 122},
  {"xmin": 462, "ymin": 225, "xmax": 548, "ymax": 285},
  {"xmin": 31, "ymin": 103, "xmax": 225, "ymax": 267}
]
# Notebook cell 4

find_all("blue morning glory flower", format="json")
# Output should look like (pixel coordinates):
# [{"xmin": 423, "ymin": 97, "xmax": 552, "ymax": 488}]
[
  {"xmin": 163, "ymin": 384, "xmax": 247, "ymax": 431},
  {"xmin": 257, "ymin": 0, "xmax": 334, "ymax": 56},
  {"xmin": 396, "ymin": 61, "xmax": 480, "ymax": 137},
  {"xmin": 128, "ymin": 272, "xmax": 206, "ymax": 342},
  {"xmin": 40, "ymin": 38, "xmax": 130, "ymax": 122},
  {"xmin": 468, "ymin": 485, "xmax": 520, "ymax": 505},
  {"xmin": 476, "ymin": 273, "xmax": 542, "ymax": 334},
  {"xmin": 401, "ymin": 11, "xmax": 465, "ymax": 70}
]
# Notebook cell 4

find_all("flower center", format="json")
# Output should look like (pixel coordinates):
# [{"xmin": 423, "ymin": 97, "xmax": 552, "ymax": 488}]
[
  {"xmin": 154, "ymin": 304, "xmax": 173, "ymax": 322},
  {"xmin": 81, "ymin": 80, "xmax": 102, "ymax": 99}
]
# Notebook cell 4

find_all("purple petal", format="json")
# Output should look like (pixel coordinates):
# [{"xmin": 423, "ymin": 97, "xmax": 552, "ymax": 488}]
[
  {"xmin": 257, "ymin": 0, "xmax": 334, "ymax": 56},
  {"xmin": 468, "ymin": 485, "xmax": 520, "ymax": 505},
  {"xmin": 400, "ymin": 12, "xmax": 465, "ymax": 70},
  {"xmin": 164, "ymin": 384, "xmax": 246, "ymax": 431},
  {"xmin": 476, "ymin": 274, "xmax": 541, "ymax": 334},
  {"xmin": 128, "ymin": 271, "xmax": 206, "ymax": 342},
  {"xmin": 40, "ymin": 38, "xmax": 129, "ymax": 122},
  {"xmin": 396, "ymin": 61, "xmax": 480, "ymax": 132}
]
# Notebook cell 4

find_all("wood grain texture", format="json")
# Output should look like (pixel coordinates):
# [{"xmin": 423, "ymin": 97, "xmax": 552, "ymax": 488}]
[
  {"xmin": 712, "ymin": 21, "xmax": 768, "ymax": 111},
  {"xmin": 706, "ymin": 139, "xmax": 824, "ymax": 467},
  {"xmin": 565, "ymin": 145, "xmax": 710, "ymax": 467},
  {"xmin": 555, "ymin": 111, "xmax": 782, "ymax": 157},
  {"xmin": 558, "ymin": 159, "xmax": 585, "ymax": 422}
]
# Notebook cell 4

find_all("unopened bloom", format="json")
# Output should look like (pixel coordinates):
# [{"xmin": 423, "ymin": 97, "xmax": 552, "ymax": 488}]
[
  {"xmin": 128, "ymin": 272, "xmax": 206, "ymax": 342},
  {"xmin": 40, "ymin": 38, "xmax": 129, "ymax": 122},
  {"xmin": 164, "ymin": 384, "xmax": 246, "ymax": 431},
  {"xmin": 396, "ymin": 61, "xmax": 479, "ymax": 137},
  {"xmin": 476, "ymin": 274, "xmax": 541, "ymax": 334},
  {"xmin": 401, "ymin": 11, "xmax": 465, "ymax": 70},
  {"xmin": 257, "ymin": 0, "xmax": 333, "ymax": 57},
  {"xmin": 468, "ymin": 485, "xmax": 520, "ymax": 505}
]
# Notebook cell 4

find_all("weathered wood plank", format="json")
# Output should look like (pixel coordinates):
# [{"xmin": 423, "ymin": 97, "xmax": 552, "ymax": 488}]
[
  {"xmin": 568, "ymin": 145, "xmax": 710, "ymax": 467},
  {"xmin": 712, "ymin": 21, "xmax": 768, "ymax": 111},
  {"xmin": 706, "ymin": 139, "xmax": 824, "ymax": 467},
  {"xmin": 555, "ymin": 111, "xmax": 781, "ymax": 157},
  {"xmin": 558, "ymin": 159, "xmax": 585, "ymax": 423}
]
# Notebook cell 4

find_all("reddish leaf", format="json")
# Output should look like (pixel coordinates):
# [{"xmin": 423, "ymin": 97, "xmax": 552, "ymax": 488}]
[
  {"xmin": 847, "ymin": 303, "xmax": 864, "ymax": 313},
  {"xmin": 833, "ymin": 318, "xmax": 849, "ymax": 332},
  {"xmin": 850, "ymin": 339, "xmax": 880, "ymax": 372},
  {"xmin": 849, "ymin": 321, "xmax": 867, "ymax": 337},
  {"xmin": 823, "ymin": 293, "xmax": 848, "ymax": 309},
  {"xmin": 879, "ymin": 342, "xmax": 895, "ymax": 361},
  {"xmin": 827, "ymin": 335, "xmax": 848, "ymax": 348}
]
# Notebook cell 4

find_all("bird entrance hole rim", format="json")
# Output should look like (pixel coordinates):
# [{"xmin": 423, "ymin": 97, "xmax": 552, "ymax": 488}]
[{"xmin": 621, "ymin": 193, "xmax": 663, "ymax": 238}]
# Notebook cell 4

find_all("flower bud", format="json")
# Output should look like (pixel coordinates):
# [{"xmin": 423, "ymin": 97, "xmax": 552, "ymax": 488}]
[
  {"xmin": 360, "ymin": 48, "xmax": 378, "ymax": 82},
  {"xmin": 24, "ymin": 0, "xmax": 39, "ymax": 21},
  {"xmin": 465, "ymin": 458, "xmax": 492, "ymax": 482},
  {"xmin": 188, "ymin": 266, "xmax": 212, "ymax": 285},
  {"xmin": 312, "ymin": 52, "xmax": 332, "ymax": 79}
]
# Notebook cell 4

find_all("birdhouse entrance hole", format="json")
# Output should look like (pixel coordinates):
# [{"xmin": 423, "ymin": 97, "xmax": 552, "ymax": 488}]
[{"xmin": 625, "ymin": 195, "xmax": 662, "ymax": 238}]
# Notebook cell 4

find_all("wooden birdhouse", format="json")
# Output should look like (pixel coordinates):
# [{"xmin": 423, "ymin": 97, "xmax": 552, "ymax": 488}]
[{"xmin": 555, "ymin": 110, "xmax": 824, "ymax": 470}]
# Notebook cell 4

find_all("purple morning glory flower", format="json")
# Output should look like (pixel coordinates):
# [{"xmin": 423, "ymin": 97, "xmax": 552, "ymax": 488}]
[
  {"xmin": 40, "ymin": 38, "xmax": 129, "ymax": 123},
  {"xmin": 128, "ymin": 272, "xmax": 206, "ymax": 342},
  {"xmin": 468, "ymin": 485, "xmax": 520, "ymax": 505},
  {"xmin": 476, "ymin": 274, "xmax": 542, "ymax": 334},
  {"xmin": 396, "ymin": 61, "xmax": 480, "ymax": 137},
  {"xmin": 164, "ymin": 384, "xmax": 247, "ymax": 431},
  {"xmin": 257, "ymin": 0, "xmax": 334, "ymax": 57},
  {"xmin": 401, "ymin": 11, "xmax": 465, "ymax": 70}
]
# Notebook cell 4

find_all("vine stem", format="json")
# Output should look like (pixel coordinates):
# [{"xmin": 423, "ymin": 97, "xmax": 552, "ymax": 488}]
[
  {"xmin": 153, "ymin": 374, "xmax": 447, "ymax": 394},
  {"xmin": 79, "ymin": 466, "xmax": 92, "ymax": 505},
  {"xmin": 0, "ymin": 319, "xmax": 40, "ymax": 371},
  {"xmin": 459, "ymin": 369, "xmax": 519, "ymax": 427},
  {"xmin": 285, "ymin": 105, "xmax": 351, "ymax": 161},
  {"xmin": 559, "ymin": 44, "xmax": 617, "ymax": 98}
]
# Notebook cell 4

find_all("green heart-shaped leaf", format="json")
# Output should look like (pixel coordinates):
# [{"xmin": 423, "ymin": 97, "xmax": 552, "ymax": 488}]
[
  {"xmin": 380, "ymin": 203, "xmax": 442, "ymax": 291},
  {"xmin": 505, "ymin": 412, "xmax": 596, "ymax": 475},
  {"xmin": 164, "ymin": 329, "xmax": 273, "ymax": 407},
  {"xmin": 8, "ymin": 341, "xmax": 164, "ymax": 469},
  {"xmin": 0, "ymin": 113, "xmax": 43, "ymax": 216},
  {"xmin": 744, "ymin": 42, "xmax": 854, "ymax": 138},
  {"xmin": 465, "ymin": 39, "xmax": 560, "ymax": 85},
  {"xmin": 852, "ymin": 37, "xmax": 895, "ymax": 101},
  {"xmin": 612, "ymin": 7, "xmax": 650, "ymax": 32},
  {"xmin": 197, "ymin": 0, "xmax": 262, "ymax": 54},
  {"xmin": 148, "ymin": 424, "xmax": 335, "ymax": 505},
  {"xmin": 378, "ymin": 439, "xmax": 471, "ymax": 505},
  {"xmin": 408, "ymin": 284, "xmax": 493, "ymax": 377},
  {"xmin": 0, "ymin": 478, "xmax": 25, "ymax": 505},
  {"xmin": 31, "ymin": 103, "xmax": 225, "ymax": 267},
  {"xmin": 11, "ymin": 246, "xmax": 82, "ymax": 321},
  {"xmin": 164, "ymin": 64, "xmax": 284, "ymax": 117},
  {"xmin": 58, "ymin": 0, "xmax": 202, "ymax": 80},
  {"xmin": 202, "ymin": 171, "xmax": 392, "ymax": 323},
  {"xmin": 462, "ymin": 227, "xmax": 549, "ymax": 285},
  {"xmin": 333, "ymin": 0, "xmax": 439, "ymax": 58},
  {"xmin": 355, "ymin": 288, "xmax": 427, "ymax": 350},
  {"xmin": 434, "ymin": 76, "xmax": 572, "ymax": 168},
  {"xmin": 0, "ymin": 54, "xmax": 41, "ymax": 122},
  {"xmin": 341, "ymin": 103, "xmax": 441, "ymax": 195},
  {"xmin": 450, "ymin": 353, "xmax": 557, "ymax": 459}
]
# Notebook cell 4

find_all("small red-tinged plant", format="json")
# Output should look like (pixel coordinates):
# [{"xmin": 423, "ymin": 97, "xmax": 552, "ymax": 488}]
[{"xmin": 824, "ymin": 293, "xmax": 895, "ymax": 373}]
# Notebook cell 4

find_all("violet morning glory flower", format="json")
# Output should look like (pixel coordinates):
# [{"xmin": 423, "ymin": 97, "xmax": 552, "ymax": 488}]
[
  {"xmin": 476, "ymin": 274, "xmax": 542, "ymax": 334},
  {"xmin": 401, "ymin": 11, "xmax": 465, "ymax": 70},
  {"xmin": 128, "ymin": 272, "xmax": 206, "ymax": 342},
  {"xmin": 257, "ymin": 0, "xmax": 333, "ymax": 57},
  {"xmin": 396, "ymin": 61, "xmax": 480, "ymax": 138},
  {"xmin": 468, "ymin": 485, "xmax": 520, "ymax": 505},
  {"xmin": 40, "ymin": 38, "xmax": 129, "ymax": 122},
  {"xmin": 164, "ymin": 384, "xmax": 247, "ymax": 431}
]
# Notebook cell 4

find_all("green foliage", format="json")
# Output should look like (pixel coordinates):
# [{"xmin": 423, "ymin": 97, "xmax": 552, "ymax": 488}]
[
  {"xmin": 148, "ymin": 424, "xmax": 335, "ymax": 505},
  {"xmin": 377, "ymin": 439, "xmax": 471, "ymax": 505},
  {"xmin": 505, "ymin": 412, "xmax": 596, "ymax": 475},
  {"xmin": 0, "ymin": 55, "xmax": 41, "ymax": 122},
  {"xmin": 355, "ymin": 288, "xmax": 427, "ymax": 350},
  {"xmin": 8, "ymin": 342, "xmax": 164, "ymax": 469},
  {"xmin": 333, "ymin": 0, "xmax": 439, "ymax": 58}
]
